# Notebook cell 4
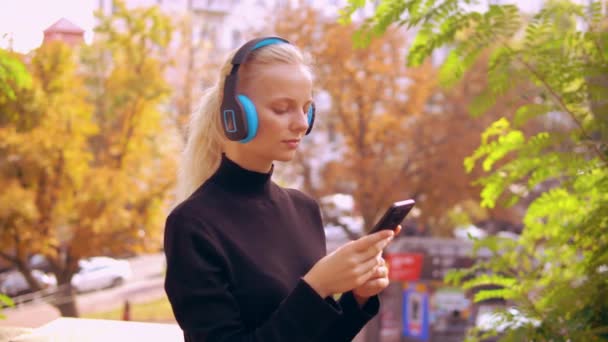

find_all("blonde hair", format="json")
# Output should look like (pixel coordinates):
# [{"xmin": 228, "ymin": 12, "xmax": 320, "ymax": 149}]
[{"xmin": 176, "ymin": 41, "xmax": 311, "ymax": 203}]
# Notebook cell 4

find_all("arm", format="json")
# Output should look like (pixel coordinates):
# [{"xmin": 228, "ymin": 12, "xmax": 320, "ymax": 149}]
[
  {"xmin": 301, "ymin": 196, "xmax": 381, "ymax": 341},
  {"xmin": 163, "ymin": 212, "xmax": 343, "ymax": 342},
  {"xmin": 316, "ymin": 291, "xmax": 380, "ymax": 341}
]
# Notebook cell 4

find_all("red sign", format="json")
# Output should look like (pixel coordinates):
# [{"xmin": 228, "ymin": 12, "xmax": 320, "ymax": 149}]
[{"xmin": 386, "ymin": 253, "xmax": 423, "ymax": 281}]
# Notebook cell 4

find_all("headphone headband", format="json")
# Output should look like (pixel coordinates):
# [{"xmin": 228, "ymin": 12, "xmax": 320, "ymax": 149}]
[{"xmin": 230, "ymin": 37, "xmax": 290, "ymax": 70}]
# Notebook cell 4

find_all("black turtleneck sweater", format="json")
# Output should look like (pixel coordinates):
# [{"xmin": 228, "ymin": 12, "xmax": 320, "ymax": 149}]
[{"xmin": 164, "ymin": 155, "xmax": 379, "ymax": 342}]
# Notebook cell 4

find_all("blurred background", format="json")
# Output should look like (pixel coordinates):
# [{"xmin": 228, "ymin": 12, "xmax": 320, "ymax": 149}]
[{"xmin": 1, "ymin": 0, "xmax": 606, "ymax": 341}]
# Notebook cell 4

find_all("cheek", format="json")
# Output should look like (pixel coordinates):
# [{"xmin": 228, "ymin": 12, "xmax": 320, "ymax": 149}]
[{"xmin": 256, "ymin": 110, "xmax": 286, "ymax": 138}]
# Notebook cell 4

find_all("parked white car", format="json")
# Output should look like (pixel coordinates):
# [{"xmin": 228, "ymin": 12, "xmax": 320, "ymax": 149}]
[
  {"xmin": 71, "ymin": 257, "xmax": 132, "ymax": 293},
  {"xmin": 0, "ymin": 269, "xmax": 57, "ymax": 297}
]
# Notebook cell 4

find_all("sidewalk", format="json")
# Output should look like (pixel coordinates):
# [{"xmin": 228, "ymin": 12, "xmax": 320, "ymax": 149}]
[
  {"xmin": 1, "ymin": 276, "xmax": 167, "ymax": 328},
  {"xmin": 0, "ymin": 326, "xmax": 34, "ymax": 341},
  {"xmin": 5, "ymin": 317, "xmax": 181, "ymax": 341}
]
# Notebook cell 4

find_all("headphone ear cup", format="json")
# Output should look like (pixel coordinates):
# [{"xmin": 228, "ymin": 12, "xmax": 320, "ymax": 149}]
[
  {"xmin": 236, "ymin": 94, "xmax": 259, "ymax": 143},
  {"xmin": 305, "ymin": 102, "xmax": 315, "ymax": 135}
]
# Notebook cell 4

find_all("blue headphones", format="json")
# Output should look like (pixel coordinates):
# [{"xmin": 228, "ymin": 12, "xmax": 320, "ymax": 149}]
[{"xmin": 220, "ymin": 36, "xmax": 316, "ymax": 143}]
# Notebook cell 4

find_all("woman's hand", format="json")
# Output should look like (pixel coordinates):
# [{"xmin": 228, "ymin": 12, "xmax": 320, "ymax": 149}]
[
  {"xmin": 303, "ymin": 229, "xmax": 395, "ymax": 298},
  {"xmin": 352, "ymin": 225, "xmax": 402, "ymax": 306}
]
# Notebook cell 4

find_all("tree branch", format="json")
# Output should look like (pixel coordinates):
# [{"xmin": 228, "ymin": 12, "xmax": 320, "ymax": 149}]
[
  {"xmin": 505, "ymin": 45, "xmax": 607, "ymax": 164},
  {"xmin": 0, "ymin": 250, "xmax": 17, "ymax": 264}
]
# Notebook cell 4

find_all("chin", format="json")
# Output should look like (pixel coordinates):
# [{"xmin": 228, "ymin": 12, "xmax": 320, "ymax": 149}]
[{"xmin": 273, "ymin": 151, "xmax": 297, "ymax": 162}]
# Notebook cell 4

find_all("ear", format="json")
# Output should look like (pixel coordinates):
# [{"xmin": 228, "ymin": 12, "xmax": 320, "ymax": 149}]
[
  {"xmin": 236, "ymin": 94, "xmax": 259, "ymax": 143},
  {"xmin": 305, "ymin": 102, "xmax": 315, "ymax": 135}
]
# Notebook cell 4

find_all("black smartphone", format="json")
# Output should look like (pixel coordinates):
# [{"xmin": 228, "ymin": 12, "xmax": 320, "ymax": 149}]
[{"xmin": 368, "ymin": 199, "xmax": 416, "ymax": 234}]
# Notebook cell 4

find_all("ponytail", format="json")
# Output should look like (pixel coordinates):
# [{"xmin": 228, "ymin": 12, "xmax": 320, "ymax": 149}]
[{"xmin": 176, "ymin": 84, "xmax": 225, "ymax": 203}]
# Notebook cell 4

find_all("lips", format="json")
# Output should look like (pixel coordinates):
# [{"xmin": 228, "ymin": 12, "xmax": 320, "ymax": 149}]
[{"xmin": 282, "ymin": 139, "xmax": 301, "ymax": 149}]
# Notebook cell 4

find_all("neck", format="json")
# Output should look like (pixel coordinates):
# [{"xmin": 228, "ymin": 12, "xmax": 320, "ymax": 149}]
[
  {"xmin": 208, "ymin": 153, "xmax": 273, "ymax": 195},
  {"xmin": 223, "ymin": 149, "xmax": 272, "ymax": 174}
]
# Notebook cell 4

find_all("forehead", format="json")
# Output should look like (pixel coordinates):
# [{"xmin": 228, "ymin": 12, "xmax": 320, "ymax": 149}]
[{"xmin": 240, "ymin": 63, "xmax": 313, "ymax": 101}]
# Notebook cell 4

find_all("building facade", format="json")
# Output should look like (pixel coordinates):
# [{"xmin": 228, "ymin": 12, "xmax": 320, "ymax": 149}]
[{"xmin": 42, "ymin": 18, "xmax": 85, "ymax": 47}]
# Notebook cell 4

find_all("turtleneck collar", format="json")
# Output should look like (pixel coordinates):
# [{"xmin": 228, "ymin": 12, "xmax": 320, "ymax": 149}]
[{"xmin": 208, "ymin": 154, "xmax": 274, "ymax": 194}]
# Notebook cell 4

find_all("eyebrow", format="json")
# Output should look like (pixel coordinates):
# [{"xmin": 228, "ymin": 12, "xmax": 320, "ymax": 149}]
[{"xmin": 269, "ymin": 96, "xmax": 313, "ymax": 104}]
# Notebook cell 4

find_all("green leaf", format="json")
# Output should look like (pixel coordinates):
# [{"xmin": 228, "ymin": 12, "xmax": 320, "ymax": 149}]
[
  {"xmin": 473, "ymin": 288, "xmax": 516, "ymax": 302},
  {"xmin": 462, "ymin": 273, "xmax": 517, "ymax": 290},
  {"xmin": 481, "ymin": 130, "xmax": 525, "ymax": 172},
  {"xmin": 0, "ymin": 294, "xmax": 14, "ymax": 319},
  {"xmin": 513, "ymin": 104, "xmax": 553, "ymax": 127},
  {"xmin": 469, "ymin": 88, "xmax": 498, "ymax": 118},
  {"xmin": 444, "ymin": 268, "xmax": 469, "ymax": 285},
  {"xmin": 439, "ymin": 49, "xmax": 465, "ymax": 88},
  {"xmin": 0, "ymin": 49, "xmax": 32, "ymax": 101}
]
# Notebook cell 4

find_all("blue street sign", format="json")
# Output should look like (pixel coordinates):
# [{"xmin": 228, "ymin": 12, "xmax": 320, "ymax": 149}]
[{"xmin": 403, "ymin": 285, "xmax": 430, "ymax": 340}]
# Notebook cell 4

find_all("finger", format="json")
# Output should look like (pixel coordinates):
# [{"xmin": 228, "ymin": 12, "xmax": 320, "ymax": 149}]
[
  {"xmin": 351, "ymin": 230, "xmax": 394, "ymax": 252},
  {"xmin": 358, "ymin": 277, "xmax": 390, "ymax": 297},
  {"xmin": 367, "ymin": 277, "xmax": 390, "ymax": 290},
  {"xmin": 355, "ymin": 255, "xmax": 383, "ymax": 277},
  {"xmin": 366, "ymin": 267, "xmax": 386, "ymax": 280},
  {"xmin": 380, "ymin": 265, "xmax": 388, "ymax": 277},
  {"xmin": 356, "ymin": 262, "xmax": 380, "ymax": 286},
  {"xmin": 357, "ymin": 254, "xmax": 385, "ymax": 278},
  {"xmin": 361, "ymin": 238, "xmax": 392, "ymax": 260},
  {"xmin": 394, "ymin": 225, "xmax": 402, "ymax": 236},
  {"xmin": 372, "ymin": 265, "xmax": 388, "ymax": 278}
]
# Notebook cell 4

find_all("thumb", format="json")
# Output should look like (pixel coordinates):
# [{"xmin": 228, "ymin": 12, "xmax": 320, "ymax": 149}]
[{"xmin": 352, "ymin": 230, "xmax": 394, "ymax": 252}]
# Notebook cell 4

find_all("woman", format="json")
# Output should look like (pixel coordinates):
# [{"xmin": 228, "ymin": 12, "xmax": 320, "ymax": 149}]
[{"xmin": 164, "ymin": 36, "xmax": 400, "ymax": 342}]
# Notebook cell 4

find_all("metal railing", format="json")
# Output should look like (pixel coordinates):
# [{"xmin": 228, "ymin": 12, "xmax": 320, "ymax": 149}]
[{"xmin": 4, "ymin": 283, "xmax": 80, "ymax": 309}]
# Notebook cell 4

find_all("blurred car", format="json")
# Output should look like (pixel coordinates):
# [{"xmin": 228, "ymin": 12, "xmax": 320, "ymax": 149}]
[
  {"xmin": 29, "ymin": 254, "xmax": 53, "ymax": 273},
  {"xmin": 0, "ymin": 269, "xmax": 57, "ymax": 297},
  {"xmin": 71, "ymin": 256, "xmax": 132, "ymax": 293}
]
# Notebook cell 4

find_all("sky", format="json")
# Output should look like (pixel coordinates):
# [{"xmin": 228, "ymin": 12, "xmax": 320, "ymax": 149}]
[
  {"xmin": 0, "ymin": 0, "xmax": 97, "ymax": 53},
  {"xmin": 0, "ymin": 0, "xmax": 549, "ymax": 54}
]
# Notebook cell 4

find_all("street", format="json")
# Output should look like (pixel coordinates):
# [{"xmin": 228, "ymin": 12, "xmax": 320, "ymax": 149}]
[{"xmin": 0, "ymin": 253, "xmax": 169, "ymax": 328}]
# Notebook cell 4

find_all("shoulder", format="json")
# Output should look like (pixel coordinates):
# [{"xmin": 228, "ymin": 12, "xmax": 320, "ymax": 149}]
[
  {"xmin": 278, "ymin": 186, "xmax": 323, "ymax": 223},
  {"xmin": 170, "ymin": 179, "xmax": 229, "ymax": 220},
  {"xmin": 164, "ymin": 200, "xmax": 204, "ymax": 247},
  {"xmin": 167, "ymin": 192, "xmax": 204, "ymax": 226},
  {"xmin": 282, "ymin": 187, "xmax": 319, "ymax": 209},
  {"xmin": 279, "ymin": 186, "xmax": 325, "ymax": 239},
  {"xmin": 163, "ymin": 191, "xmax": 226, "ymax": 260},
  {"xmin": 165, "ymin": 184, "xmax": 222, "ymax": 238}
]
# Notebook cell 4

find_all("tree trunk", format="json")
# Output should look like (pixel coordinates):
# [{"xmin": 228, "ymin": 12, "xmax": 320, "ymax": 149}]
[
  {"xmin": 17, "ymin": 265, "xmax": 43, "ymax": 294},
  {"xmin": 53, "ymin": 283, "xmax": 79, "ymax": 317}
]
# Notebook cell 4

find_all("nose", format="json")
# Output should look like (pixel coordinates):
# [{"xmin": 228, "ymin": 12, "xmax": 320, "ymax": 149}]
[{"xmin": 289, "ymin": 109, "xmax": 309, "ymax": 134}]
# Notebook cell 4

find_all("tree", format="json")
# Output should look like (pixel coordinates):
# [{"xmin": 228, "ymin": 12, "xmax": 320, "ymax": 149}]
[
  {"xmin": 166, "ymin": 9, "xmax": 219, "ymax": 144},
  {"xmin": 0, "ymin": 41, "xmax": 95, "ymax": 316},
  {"xmin": 0, "ymin": 50, "xmax": 30, "ymax": 317},
  {"xmin": 272, "ymin": 4, "xmax": 523, "ymax": 237},
  {"xmin": 273, "ymin": 5, "xmax": 439, "ymax": 232},
  {"xmin": 0, "ymin": 48, "xmax": 36, "ymax": 129},
  {"xmin": 342, "ymin": 0, "xmax": 608, "ymax": 340},
  {"xmin": 0, "ymin": 1, "xmax": 177, "ymax": 317}
]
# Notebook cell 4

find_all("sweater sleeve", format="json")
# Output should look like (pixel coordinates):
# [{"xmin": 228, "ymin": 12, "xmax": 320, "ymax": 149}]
[
  {"xmin": 318, "ymin": 291, "xmax": 380, "ymax": 341},
  {"xmin": 163, "ymin": 211, "xmax": 343, "ymax": 342}
]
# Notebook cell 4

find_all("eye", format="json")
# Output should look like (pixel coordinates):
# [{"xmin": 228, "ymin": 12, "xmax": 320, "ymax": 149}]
[
  {"xmin": 273, "ymin": 107, "xmax": 289, "ymax": 115},
  {"xmin": 272, "ymin": 103, "xmax": 290, "ymax": 114}
]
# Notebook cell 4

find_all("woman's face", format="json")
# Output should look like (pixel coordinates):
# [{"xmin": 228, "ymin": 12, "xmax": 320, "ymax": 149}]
[{"xmin": 229, "ymin": 62, "xmax": 313, "ymax": 171}]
